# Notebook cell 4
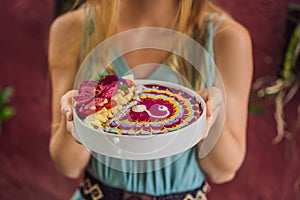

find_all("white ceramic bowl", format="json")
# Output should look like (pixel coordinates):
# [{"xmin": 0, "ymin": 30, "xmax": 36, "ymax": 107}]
[{"xmin": 73, "ymin": 80, "xmax": 206, "ymax": 160}]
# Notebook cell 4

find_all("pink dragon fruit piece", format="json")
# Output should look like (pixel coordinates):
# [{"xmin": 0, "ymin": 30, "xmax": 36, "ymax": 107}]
[
  {"xmin": 76, "ymin": 106, "xmax": 94, "ymax": 118},
  {"xmin": 73, "ymin": 93, "xmax": 95, "ymax": 105},
  {"xmin": 78, "ymin": 80, "xmax": 98, "ymax": 95}
]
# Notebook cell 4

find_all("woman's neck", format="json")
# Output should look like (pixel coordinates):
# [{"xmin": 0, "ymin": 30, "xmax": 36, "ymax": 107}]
[{"xmin": 118, "ymin": 0, "xmax": 178, "ymax": 29}]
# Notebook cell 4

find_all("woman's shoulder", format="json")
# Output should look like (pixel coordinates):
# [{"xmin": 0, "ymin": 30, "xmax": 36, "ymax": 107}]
[
  {"xmin": 49, "ymin": 9, "xmax": 85, "ymax": 69},
  {"xmin": 50, "ymin": 8, "xmax": 85, "ymax": 38},
  {"xmin": 212, "ymin": 16, "xmax": 253, "ymax": 75},
  {"xmin": 213, "ymin": 16, "xmax": 252, "ymax": 51}
]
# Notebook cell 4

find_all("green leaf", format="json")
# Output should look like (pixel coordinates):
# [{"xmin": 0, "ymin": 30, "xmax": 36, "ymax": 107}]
[
  {"xmin": 119, "ymin": 84, "xmax": 128, "ymax": 91},
  {"xmin": 0, "ymin": 107, "xmax": 14, "ymax": 122},
  {"xmin": 283, "ymin": 23, "xmax": 300, "ymax": 78},
  {"xmin": 0, "ymin": 87, "xmax": 14, "ymax": 107},
  {"xmin": 96, "ymin": 74, "xmax": 106, "ymax": 82}
]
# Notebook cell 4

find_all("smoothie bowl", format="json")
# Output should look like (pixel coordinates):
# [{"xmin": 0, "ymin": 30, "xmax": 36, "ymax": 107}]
[{"xmin": 73, "ymin": 75, "xmax": 206, "ymax": 160}]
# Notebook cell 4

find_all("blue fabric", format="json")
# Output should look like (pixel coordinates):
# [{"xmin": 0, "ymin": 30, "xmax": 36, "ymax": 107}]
[
  {"xmin": 109, "ymin": 50, "xmax": 180, "ymax": 84},
  {"xmin": 88, "ymin": 147, "xmax": 204, "ymax": 195},
  {"xmin": 72, "ymin": 148, "xmax": 205, "ymax": 199}
]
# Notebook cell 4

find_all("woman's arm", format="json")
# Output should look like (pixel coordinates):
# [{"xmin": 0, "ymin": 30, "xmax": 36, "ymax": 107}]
[
  {"xmin": 48, "ymin": 9, "xmax": 91, "ymax": 179},
  {"xmin": 198, "ymin": 19, "xmax": 253, "ymax": 183}
]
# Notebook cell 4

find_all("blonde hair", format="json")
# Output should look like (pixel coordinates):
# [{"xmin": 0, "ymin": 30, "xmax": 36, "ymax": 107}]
[{"xmin": 80, "ymin": 0, "xmax": 226, "ymax": 90}]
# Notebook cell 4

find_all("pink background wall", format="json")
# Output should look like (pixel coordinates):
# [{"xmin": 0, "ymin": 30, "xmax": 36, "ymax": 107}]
[{"xmin": 0, "ymin": 0, "xmax": 300, "ymax": 199}]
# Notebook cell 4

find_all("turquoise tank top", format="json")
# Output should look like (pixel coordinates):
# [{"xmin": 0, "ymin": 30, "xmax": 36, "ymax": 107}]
[{"xmin": 72, "ymin": 13, "xmax": 222, "ymax": 199}]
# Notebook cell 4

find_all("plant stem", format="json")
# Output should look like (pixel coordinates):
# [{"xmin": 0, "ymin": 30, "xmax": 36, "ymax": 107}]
[{"xmin": 283, "ymin": 23, "xmax": 300, "ymax": 79}]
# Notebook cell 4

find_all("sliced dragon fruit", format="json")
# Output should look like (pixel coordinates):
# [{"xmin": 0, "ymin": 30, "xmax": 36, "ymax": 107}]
[
  {"xmin": 73, "ymin": 93, "xmax": 94, "ymax": 105},
  {"xmin": 78, "ymin": 80, "xmax": 98, "ymax": 95}
]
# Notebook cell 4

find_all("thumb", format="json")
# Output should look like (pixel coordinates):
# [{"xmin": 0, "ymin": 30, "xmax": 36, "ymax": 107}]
[{"xmin": 61, "ymin": 106, "xmax": 73, "ymax": 121}]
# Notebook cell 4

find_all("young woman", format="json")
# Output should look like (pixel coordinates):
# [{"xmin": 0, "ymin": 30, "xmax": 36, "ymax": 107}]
[{"xmin": 49, "ymin": 0, "xmax": 253, "ymax": 199}]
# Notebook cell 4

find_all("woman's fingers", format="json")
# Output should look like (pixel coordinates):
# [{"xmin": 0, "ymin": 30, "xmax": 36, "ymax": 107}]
[
  {"xmin": 197, "ymin": 89, "xmax": 212, "ymax": 117},
  {"xmin": 60, "ymin": 90, "xmax": 76, "ymax": 121},
  {"xmin": 203, "ymin": 114, "xmax": 212, "ymax": 139},
  {"xmin": 205, "ymin": 98, "xmax": 212, "ymax": 117},
  {"xmin": 66, "ymin": 120, "xmax": 75, "ymax": 137},
  {"xmin": 61, "ymin": 106, "xmax": 72, "ymax": 120},
  {"xmin": 60, "ymin": 90, "xmax": 82, "ymax": 144},
  {"xmin": 197, "ymin": 87, "xmax": 224, "ymax": 139},
  {"xmin": 67, "ymin": 120, "xmax": 83, "ymax": 145},
  {"xmin": 197, "ymin": 89, "xmax": 212, "ymax": 139},
  {"xmin": 209, "ymin": 87, "xmax": 223, "ymax": 109},
  {"xmin": 208, "ymin": 87, "xmax": 223, "ymax": 125}
]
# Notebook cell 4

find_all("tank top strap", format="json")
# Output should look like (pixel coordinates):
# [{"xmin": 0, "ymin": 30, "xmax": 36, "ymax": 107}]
[
  {"xmin": 79, "ymin": 5, "xmax": 99, "ymax": 64},
  {"xmin": 79, "ymin": 8, "xmax": 130, "ymax": 79},
  {"xmin": 203, "ymin": 13, "xmax": 228, "ymax": 87},
  {"xmin": 110, "ymin": 51, "xmax": 131, "ymax": 76},
  {"xmin": 204, "ymin": 13, "xmax": 216, "ymax": 87},
  {"xmin": 213, "ymin": 14, "xmax": 228, "ymax": 37}
]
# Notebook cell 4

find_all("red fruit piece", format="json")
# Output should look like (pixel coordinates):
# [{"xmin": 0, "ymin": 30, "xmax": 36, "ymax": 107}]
[
  {"xmin": 104, "ymin": 100, "xmax": 117, "ymax": 109},
  {"xmin": 99, "ymin": 75, "xmax": 120, "ymax": 98},
  {"xmin": 102, "ymin": 83, "xmax": 119, "ymax": 98},
  {"xmin": 126, "ymin": 79, "xmax": 134, "ymax": 88},
  {"xmin": 94, "ymin": 85, "xmax": 102, "ymax": 97},
  {"xmin": 99, "ymin": 75, "xmax": 119, "ymax": 90},
  {"xmin": 96, "ymin": 105, "xmax": 104, "ymax": 112},
  {"xmin": 123, "ymin": 90, "xmax": 129, "ymax": 96}
]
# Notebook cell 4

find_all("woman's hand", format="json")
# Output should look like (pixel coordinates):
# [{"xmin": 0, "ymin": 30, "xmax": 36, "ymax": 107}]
[
  {"xmin": 50, "ymin": 89, "xmax": 91, "ymax": 178},
  {"xmin": 60, "ymin": 90, "xmax": 77, "ymax": 139},
  {"xmin": 197, "ymin": 87, "xmax": 223, "ymax": 139}
]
